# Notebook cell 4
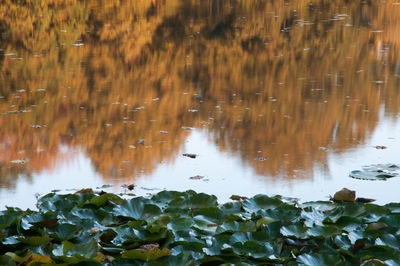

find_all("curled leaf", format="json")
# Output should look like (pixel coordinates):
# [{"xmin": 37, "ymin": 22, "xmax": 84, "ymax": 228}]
[{"xmin": 331, "ymin": 188, "xmax": 356, "ymax": 202}]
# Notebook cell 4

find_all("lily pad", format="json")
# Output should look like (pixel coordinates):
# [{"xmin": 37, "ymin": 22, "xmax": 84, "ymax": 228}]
[
  {"xmin": 0, "ymin": 255, "xmax": 14, "ymax": 266},
  {"xmin": 121, "ymin": 248, "xmax": 171, "ymax": 261},
  {"xmin": 350, "ymin": 164, "xmax": 400, "ymax": 181},
  {"xmin": 3, "ymin": 189, "xmax": 400, "ymax": 264}
]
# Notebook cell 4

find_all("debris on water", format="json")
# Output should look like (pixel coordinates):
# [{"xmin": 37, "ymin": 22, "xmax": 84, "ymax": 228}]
[
  {"xmin": 319, "ymin": 147, "xmax": 327, "ymax": 151},
  {"xmin": 159, "ymin": 131, "xmax": 168, "ymax": 134},
  {"xmin": 97, "ymin": 184, "xmax": 112, "ymax": 189},
  {"xmin": 112, "ymin": 102, "xmax": 120, "ymax": 105},
  {"xmin": 121, "ymin": 160, "xmax": 130, "ymax": 163},
  {"xmin": 139, "ymin": 139, "xmax": 145, "ymax": 144},
  {"xmin": 128, "ymin": 145, "xmax": 136, "ymax": 149},
  {"xmin": 254, "ymin": 157, "xmax": 267, "ymax": 161},
  {"xmin": 181, "ymin": 126, "xmax": 193, "ymax": 130},
  {"xmin": 152, "ymin": 98, "xmax": 160, "ymax": 101},
  {"xmin": 374, "ymin": 145, "xmax": 387, "ymax": 149},
  {"xmin": 104, "ymin": 123, "xmax": 112, "ymax": 126},
  {"xmin": 356, "ymin": 197, "xmax": 375, "ymax": 203},
  {"xmin": 183, "ymin": 153, "xmax": 197, "ymax": 158},
  {"xmin": 11, "ymin": 158, "xmax": 29, "ymax": 164},
  {"xmin": 188, "ymin": 109, "xmax": 198, "ymax": 112},
  {"xmin": 190, "ymin": 175, "xmax": 204, "ymax": 180},
  {"xmin": 0, "ymin": 110, "xmax": 31, "ymax": 115},
  {"xmin": 330, "ymin": 188, "xmax": 375, "ymax": 203},
  {"xmin": 140, "ymin": 187, "xmax": 161, "ymax": 191},
  {"xmin": 122, "ymin": 184, "xmax": 135, "ymax": 190},
  {"xmin": 230, "ymin": 195, "xmax": 248, "ymax": 201},
  {"xmin": 330, "ymin": 188, "xmax": 356, "ymax": 202}
]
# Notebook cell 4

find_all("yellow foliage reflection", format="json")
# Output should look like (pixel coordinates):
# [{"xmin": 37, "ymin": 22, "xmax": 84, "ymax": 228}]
[{"xmin": 0, "ymin": 0, "xmax": 399, "ymax": 188}]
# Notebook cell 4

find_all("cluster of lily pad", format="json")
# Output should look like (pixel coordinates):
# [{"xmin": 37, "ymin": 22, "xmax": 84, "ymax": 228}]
[{"xmin": 1, "ymin": 189, "xmax": 400, "ymax": 265}]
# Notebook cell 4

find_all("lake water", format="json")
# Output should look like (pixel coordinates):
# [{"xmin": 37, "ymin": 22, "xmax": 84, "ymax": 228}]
[{"xmin": 1, "ymin": 0, "xmax": 400, "ymax": 209}]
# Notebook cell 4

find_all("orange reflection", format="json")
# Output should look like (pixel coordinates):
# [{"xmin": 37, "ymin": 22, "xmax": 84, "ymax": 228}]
[{"xmin": 0, "ymin": 0, "xmax": 399, "ymax": 188}]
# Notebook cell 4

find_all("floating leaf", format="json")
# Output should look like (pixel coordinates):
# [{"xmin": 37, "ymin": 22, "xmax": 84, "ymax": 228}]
[
  {"xmin": 297, "ymin": 253, "xmax": 345, "ymax": 265},
  {"xmin": 0, "ymin": 255, "xmax": 14, "ymax": 266},
  {"xmin": 374, "ymin": 146, "xmax": 387, "ymax": 149},
  {"xmin": 350, "ymin": 169, "xmax": 397, "ymax": 181},
  {"xmin": 51, "ymin": 223, "xmax": 82, "ymax": 241},
  {"xmin": 3, "ymin": 189, "xmax": 400, "ymax": 264},
  {"xmin": 331, "ymin": 188, "xmax": 356, "ymax": 202},
  {"xmin": 112, "ymin": 198, "xmax": 161, "ymax": 220},
  {"xmin": 243, "ymin": 195, "xmax": 283, "ymax": 212},
  {"xmin": 25, "ymin": 254, "xmax": 53, "ymax": 265},
  {"xmin": 189, "ymin": 175, "xmax": 204, "ymax": 180},
  {"xmin": 216, "ymin": 221, "xmax": 257, "ymax": 234},
  {"xmin": 356, "ymin": 197, "xmax": 376, "ymax": 204},
  {"xmin": 5, "ymin": 252, "xmax": 31, "ymax": 263},
  {"xmin": 366, "ymin": 222, "xmax": 387, "ymax": 231},
  {"xmin": 230, "ymin": 195, "xmax": 248, "ymax": 201},
  {"xmin": 17, "ymin": 236, "xmax": 52, "ymax": 246},
  {"xmin": 87, "ymin": 193, "xmax": 122, "ymax": 206},
  {"xmin": 256, "ymin": 217, "xmax": 276, "ymax": 228},
  {"xmin": 182, "ymin": 153, "xmax": 197, "ymax": 159},
  {"xmin": 121, "ymin": 248, "xmax": 171, "ymax": 261},
  {"xmin": 280, "ymin": 224, "xmax": 309, "ymax": 239},
  {"xmin": 375, "ymin": 234, "xmax": 400, "ymax": 250}
]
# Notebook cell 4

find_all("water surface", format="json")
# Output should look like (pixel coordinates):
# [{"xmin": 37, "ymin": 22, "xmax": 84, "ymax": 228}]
[{"xmin": 1, "ymin": 0, "xmax": 400, "ymax": 208}]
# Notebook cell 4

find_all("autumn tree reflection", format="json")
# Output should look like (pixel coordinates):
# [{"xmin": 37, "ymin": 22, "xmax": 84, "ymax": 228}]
[{"xmin": 0, "ymin": 0, "xmax": 399, "ymax": 188}]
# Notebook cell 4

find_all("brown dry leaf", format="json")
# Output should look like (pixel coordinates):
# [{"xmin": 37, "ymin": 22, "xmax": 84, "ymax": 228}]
[
  {"xmin": 122, "ymin": 184, "xmax": 135, "ymax": 190},
  {"xmin": 374, "ymin": 145, "xmax": 387, "ymax": 149},
  {"xmin": 331, "ymin": 188, "xmax": 356, "ymax": 202},
  {"xmin": 190, "ymin": 175, "xmax": 204, "ymax": 180},
  {"xmin": 183, "ymin": 153, "xmax": 197, "ymax": 158}
]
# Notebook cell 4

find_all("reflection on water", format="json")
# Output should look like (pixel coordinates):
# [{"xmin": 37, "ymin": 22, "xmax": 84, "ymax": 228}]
[{"xmin": 1, "ymin": 0, "xmax": 400, "ymax": 208}]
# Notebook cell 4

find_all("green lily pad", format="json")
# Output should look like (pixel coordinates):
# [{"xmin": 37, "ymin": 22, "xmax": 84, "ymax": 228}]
[
  {"xmin": 3, "ymin": 189, "xmax": 400, "ymax": 264},
  {"xmin": 216, "ymin": 221, "xmax": 257, "ymax": 234},
  {"xmin": 53, "ymin": 239, "xmax": 99, "ymax": 260},
  {"xmin": 256, "ymin": 217, "xmax": 276, "ymax": 228},
  {"xmin": 86, "ymin": 193, "xmax": 123, "ymax": 207},
  {"xmin": 362, "ymin": 164, "xmax": 400, "ymax": 172},
  {"xmin": 297, "ymin": 253, "xmax": 345, "ymax": 265},
  {"xmin": 0, "ymin": 255, "xmax": 14, "ymax": 266},
  {"xmin": 112, "ymin": 198, "xmax": 161, "ymax": 220},
  {"xmin": 0, "ymin": 208, "xmax": 24, "ymax": 229},
  {"xmin": 350, "ymin": 170, "xmax": 397, "ymax": 181},
  {"xmin": 242, "ymin": 195, "xmax": 283, "ymax": 213},
  {"xmin": 5, "ymin": 252, "xmax": 31, "ymax": 263},
  {"xmin": 280, "ymin": 224, "xmax": 309, "ymax": 239},
  {"xmin": 121, "ymin": 248, "xmax": 171, "ymax": 261},
  {"xmin": 51, "ymin": 223, "xmax": 83, "ymax": 241},
  {"xmin": 17, "ymin": 236, "xmax": 52, "ymax": 246}
]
